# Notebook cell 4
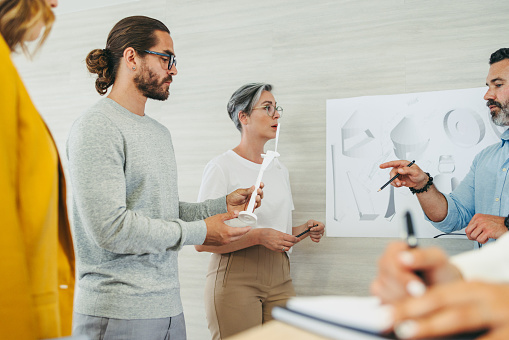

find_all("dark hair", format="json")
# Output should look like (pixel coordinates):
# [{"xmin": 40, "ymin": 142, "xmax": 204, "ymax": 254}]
[
  {"xmin": 489, "ymin": 48, "xmax": 509, "ymax": 65},
  {"xmin": 86, "ymin": 16, "xmax": 170, "ymax": 95},
  {"xmin": 0, "ymin": 0, "xmax": 55, "ymax": 54},
  {"xmin": 227, "ymin": 83, "xmax": 273, "ymax": 132}
]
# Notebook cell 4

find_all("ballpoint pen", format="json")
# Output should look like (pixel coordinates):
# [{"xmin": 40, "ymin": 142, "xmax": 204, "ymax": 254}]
[
  {"xmin": 404, "ymin": 211, "xmax": 425, "ymax": 281},
  {"xmin": 296, "ymin": 224, "xmax": 318, "ymax": 238}
]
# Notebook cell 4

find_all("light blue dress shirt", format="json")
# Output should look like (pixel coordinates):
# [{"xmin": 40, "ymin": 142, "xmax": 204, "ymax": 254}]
[{"xmin": 429, "ymin": 129, "xmax": 509, "ymax": 243}]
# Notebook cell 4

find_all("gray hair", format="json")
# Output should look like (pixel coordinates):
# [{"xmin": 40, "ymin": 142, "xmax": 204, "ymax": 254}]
[{"xmin": 227, "ymin": 83, "xmax": 273, "ymax": 132}]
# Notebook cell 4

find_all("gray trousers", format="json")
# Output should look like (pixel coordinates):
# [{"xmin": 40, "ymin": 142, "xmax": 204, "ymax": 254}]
[{"xmin": 72, "ymin": 312, "xmax": 186, "ymax": 340}]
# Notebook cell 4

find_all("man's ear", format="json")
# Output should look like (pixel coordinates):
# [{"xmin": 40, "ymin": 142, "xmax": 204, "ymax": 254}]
[{"xmin": 124, "ymin": 47, "xmax": 137, "ymax": 71}]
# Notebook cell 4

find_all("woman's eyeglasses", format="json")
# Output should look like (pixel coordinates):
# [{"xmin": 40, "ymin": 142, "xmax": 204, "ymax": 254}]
[{"xmin": 253, "ymin": 104, "xmax": 283, "ymax": 118}]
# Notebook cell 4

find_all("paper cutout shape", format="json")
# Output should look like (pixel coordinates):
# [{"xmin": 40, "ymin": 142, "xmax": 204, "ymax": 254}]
[
  {"xmin": 434, "ymin": 155, "xmax": 460, "ymax": 194},
  {"xmin": 347, "ymin": 171, "xmax": 379, "ymax": 221},
  {"xmin": 342, "ymin": 111, "xmax": 382, "ymax": 158},
  {"xmin": 384, "ymin": 185, "xmax": 396, "ymax": 221},
  {"xmin": 390, "ymin": 116, "xmax": 429, "ymax": 160},
  {"xmin": 444, "ymin": 108, "xmax": 485, "ymax": 147}
]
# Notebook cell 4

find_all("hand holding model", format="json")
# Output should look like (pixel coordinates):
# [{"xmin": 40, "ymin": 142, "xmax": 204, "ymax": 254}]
[
  {"xmin": 226, "ymin": 184, "xmax": 264, "ymax": 213},
  {"xmin": 203, "ymin": 185, "xmax": 264, "ymax": 246}
]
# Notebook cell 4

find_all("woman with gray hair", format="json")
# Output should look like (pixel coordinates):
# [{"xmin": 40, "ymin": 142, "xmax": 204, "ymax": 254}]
[{"xmin": 196, "ymin": 83, "xmax": 325, "ymax": 339}]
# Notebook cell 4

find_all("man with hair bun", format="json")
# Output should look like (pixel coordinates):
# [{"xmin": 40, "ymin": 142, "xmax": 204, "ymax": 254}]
[{"xmin": 67, "ymin": 16, "xmax": 261, "ymax": 340}]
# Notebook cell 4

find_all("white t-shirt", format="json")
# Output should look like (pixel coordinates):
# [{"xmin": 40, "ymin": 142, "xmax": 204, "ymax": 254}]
[
  {"xmin": 198, "ymin": 150, "xmax": 294, "ymax": 234},
  {"xmin": 450, "ymin": 231, "xmax": 509, "ymax": 282}
]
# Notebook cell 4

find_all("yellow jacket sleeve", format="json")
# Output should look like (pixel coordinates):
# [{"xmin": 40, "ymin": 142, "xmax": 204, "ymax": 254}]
[
  {"xmin": 0, "ymin": 35, "xmax": 75, "ymax": 339},
  {"xmin": 0, "ymin": 38, "xmax": 39, "ymax": 339}
]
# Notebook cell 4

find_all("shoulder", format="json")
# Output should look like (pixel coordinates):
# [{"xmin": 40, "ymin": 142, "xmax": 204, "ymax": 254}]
[
  {"xmin": 276, "ymin": 159, "xmax": 289, "ymax": 172},
  {"xmin": 475, "ymin": 139, "xmax": 507, "ymax": 160},
  {"xmin": 202, "ymin": 151, "xmax": 240, "ymax": 180},
  {"xmin": 144, "ymin": 114, "xmax": 167, "ymax": 128},
  {"xmin": 206, "ymin": 150, "xmax": 237, "ymax": 168},
  {"xmin": 71, "ymin": 107, "xmax": 115, "ymax": 132},
  {"xmin": 0, "ymin": 36, "xmax": 15, "ymax": 75},
  {"xmin": 0, "ymin": 38, "xmax": 22, "ymax": 97},
  {"xmin": 68, "ymin": 101, "xmax": 122, "ymax": 145},
  {"xmin": 272, "ymin": 159, "xmax": 290, "ymax": 179}
]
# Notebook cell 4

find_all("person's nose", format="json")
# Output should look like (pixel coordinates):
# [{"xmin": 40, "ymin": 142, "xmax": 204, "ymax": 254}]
[
  {"xmin": 47, "ymin": 0, "xmax": 58, "ymax": 8},
  {"xmin": 484, "ymin": 87, "xmax": 495, "ymax": 101},
  {"xmin": 273, "ymin": 111, "xmax": 281, "ymax": 119},
  {"xmin": 168, "ymin": 64, "xmax": 178, "ymax": 76}
]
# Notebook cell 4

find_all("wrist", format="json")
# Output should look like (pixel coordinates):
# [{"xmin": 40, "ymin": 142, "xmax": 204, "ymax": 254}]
[
  {"xmin": 504, "ymin": 215, "xmax": 509, "ymax": 231},
  {"xmin": 252, "ymin": 228, "xmax": 263, "ymax": 245},
  {"xmin": 410, "ymin": 172, "xmax": 433, "ymax": 195}
]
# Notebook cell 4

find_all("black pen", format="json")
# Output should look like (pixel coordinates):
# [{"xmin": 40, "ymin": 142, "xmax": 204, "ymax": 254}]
[
  {"xmin": 378, "ymin": 160, "xmax": 415, "ymax": 192},
  {"xmin": 404, "ymin": 211, "xmax": 425, "ymax": 281},
  {"xmin": 405, "ymin": 211, "xmax": 418, "ymax": 248},
  {"xmin": 296, "ymin": 224, "xmax": 318, "ymax": 238}
]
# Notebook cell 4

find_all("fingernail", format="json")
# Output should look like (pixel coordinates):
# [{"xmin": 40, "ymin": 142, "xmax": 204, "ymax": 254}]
[
  {"xmin": 399, "ymin": 251, "xmax": 414, "ymax": 266},
  {"xmin": 395, "ymin": 320, "xmax": 419, "ymax": 339},
  {"xmin": 406, "ymin": 280, "xmax": 426, "ymax": 297}
]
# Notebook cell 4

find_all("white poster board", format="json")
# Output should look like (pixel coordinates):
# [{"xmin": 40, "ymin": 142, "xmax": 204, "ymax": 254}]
[{"xmin": 326, "ymin": 87, "xmax": 505, "ymax": 238}]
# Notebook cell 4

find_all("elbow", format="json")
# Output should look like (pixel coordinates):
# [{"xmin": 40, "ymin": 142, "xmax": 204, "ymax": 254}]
[
  {"xmin": 90, "ymin": 220, "xmax": 129, "ymax": 254},
  {"xmin": 94, "ymin": 234, "xmax": 124, "ymax": 253}
]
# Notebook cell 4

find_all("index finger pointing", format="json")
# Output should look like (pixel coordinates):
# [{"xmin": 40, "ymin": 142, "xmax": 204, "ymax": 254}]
[{"xmin": 380, "ymin": 160, "xmax": 412, "ymax": 169}]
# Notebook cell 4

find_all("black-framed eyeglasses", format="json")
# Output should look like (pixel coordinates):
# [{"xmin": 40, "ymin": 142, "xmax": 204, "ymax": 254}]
[
  {"xmin": 144, "ymin": 50, "xmax": 177, "ymax": 70},
  {"xmin": 253, "ymin": 104, "xmax": 283, "ymax": 118}
]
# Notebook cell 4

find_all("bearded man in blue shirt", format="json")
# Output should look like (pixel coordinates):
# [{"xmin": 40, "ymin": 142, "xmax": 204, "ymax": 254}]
[{"xmin": 381, "ymin": 48, "xmax": 509, "ymax": 246}]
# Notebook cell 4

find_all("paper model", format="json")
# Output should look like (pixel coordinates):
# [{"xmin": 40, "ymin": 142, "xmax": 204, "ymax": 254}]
[
  {"xmin": 443, "ymin": 108, "xmax": 485, "ymax": 147},
  {"xmin": 390, "ymin": 116, "xmax": 429, "ymax": 160},
  {"xmin": 341, "ymin": 110, "xmax": 382, "ymax": 158}
]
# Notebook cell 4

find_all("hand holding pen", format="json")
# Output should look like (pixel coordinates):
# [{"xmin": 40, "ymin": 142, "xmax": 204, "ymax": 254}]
[
  {"xmin": 296, "ymin": 221, "xmax": 325, "ymax": 243},
  {"xmin": 378, "ymin": 160, "xmax": 415, "ymax": 192},
  {"xmin": 378, "ymin": 159, "xmax": 428, "ymax": 190},
  {"xmin": 370, "ymin": 213, "xmax": 463, "ymax": 304}
]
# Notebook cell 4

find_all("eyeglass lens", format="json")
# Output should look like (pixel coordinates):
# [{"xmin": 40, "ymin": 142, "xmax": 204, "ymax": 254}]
[
  {"xmin": 167, "ymin": 55, "xmax": 176, "ymax": 70},
  {"xmin": 266, "ymin": 105, "xmax": 282, "ymax": 117}
]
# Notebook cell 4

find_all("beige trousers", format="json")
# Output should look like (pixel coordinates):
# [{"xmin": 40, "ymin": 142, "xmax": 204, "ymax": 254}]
[{"xmin": 204, "ymin": 245, "xmax": 296, "ymax": 340}]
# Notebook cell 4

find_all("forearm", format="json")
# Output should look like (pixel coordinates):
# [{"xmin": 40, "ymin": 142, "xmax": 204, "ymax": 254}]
[
  {"xmin": 195, "ymin": 228, "xmax": 261, "ymax": 253},
  {"xmin": 415, "ymin": 184, "xmax": 448, "ymax": 222},
  {"xmin": 179, "ymin": 197, "xmax": 227, "ymax": 221},
  {"xmin": 79, "ymin": 203, "xmax": 206, "ymax": 253}
]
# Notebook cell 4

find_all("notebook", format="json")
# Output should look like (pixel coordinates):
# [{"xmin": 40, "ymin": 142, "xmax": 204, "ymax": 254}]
[{"xmin": 272, "ymin": 296, "xmax": 482, "ymax": 340}]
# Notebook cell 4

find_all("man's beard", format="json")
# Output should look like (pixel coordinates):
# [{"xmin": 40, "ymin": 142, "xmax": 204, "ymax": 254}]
[
  {"xmin": 487, "ymin": 99, "xmax": 509, "ymax": 126},
  {"xmin": 134, "ymin": 65, "xmax": 172, "ymax": 101}
]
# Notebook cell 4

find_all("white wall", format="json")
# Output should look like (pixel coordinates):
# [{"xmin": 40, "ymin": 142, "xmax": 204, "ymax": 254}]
[{"xmin": 12, "ymin": 1, "xmax": 509, "ymax": 338}]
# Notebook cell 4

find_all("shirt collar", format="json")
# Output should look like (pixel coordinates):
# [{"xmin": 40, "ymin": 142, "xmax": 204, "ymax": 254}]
[{"xmin": 501, "ymin": 128, "xmax": 509, "ymax": 145}]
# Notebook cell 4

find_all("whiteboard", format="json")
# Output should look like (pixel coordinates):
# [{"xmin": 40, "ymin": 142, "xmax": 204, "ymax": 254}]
[{"xmin": 326, "ymin": 87, "xmax": 505, "ymax": 238}]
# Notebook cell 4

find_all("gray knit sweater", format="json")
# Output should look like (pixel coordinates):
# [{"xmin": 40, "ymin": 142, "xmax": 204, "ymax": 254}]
[{"xmin": 66, "ymin": 98, "xmax": 226, "ymax": 319}]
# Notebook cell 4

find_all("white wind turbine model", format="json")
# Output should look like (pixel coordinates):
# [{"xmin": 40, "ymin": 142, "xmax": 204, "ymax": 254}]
[{"xmin": 237, "ymin": 122, "xmax": 281, "ymax": 226}]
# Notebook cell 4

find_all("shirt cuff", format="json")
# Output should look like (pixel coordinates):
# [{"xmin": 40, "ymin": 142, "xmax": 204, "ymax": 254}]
[
  {"xmin": 424, "ymin": 194, "xmax": 460, "ymax": 233},
  {"xmin": 182, "ymin": 220, "xmax": 207, "ymax": 246}
]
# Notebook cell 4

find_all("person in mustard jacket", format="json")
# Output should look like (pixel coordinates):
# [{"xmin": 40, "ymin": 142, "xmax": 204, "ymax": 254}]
[{"xmin": 0, "ymin": 0, "xmax": 76, "ymax": 339}]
